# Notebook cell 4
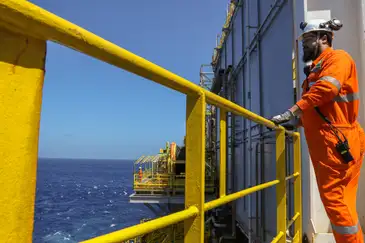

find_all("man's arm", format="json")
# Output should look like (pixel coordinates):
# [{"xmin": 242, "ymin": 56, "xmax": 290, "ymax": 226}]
[
  {"xmin": 295, "ymin": 51, "xmax": 352, "ymax": 112},
  {"xmin": 289, "ymin": 104, "xmax": 302, "ymax": 117},
  {"xmin": 270, "ymin": 51, "xmax": 351, "ymax": 125}
]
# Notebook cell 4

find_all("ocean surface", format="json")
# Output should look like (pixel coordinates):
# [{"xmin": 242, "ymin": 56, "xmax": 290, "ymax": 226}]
[{"xmin": 33, "ymin": 158, "xmax": 154, "ymax": 243}]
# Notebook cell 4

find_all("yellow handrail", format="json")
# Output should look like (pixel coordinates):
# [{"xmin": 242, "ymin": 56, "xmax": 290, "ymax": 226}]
[
  {"xmin": 0, "ymin": 1, "xmax": 302, "ymax": 243},
  {"xmin": 204, "ymin": 180, "xmax": 280, "ymax": 211},
  {"xmin": 0, "ymin": 0, "xmax": 276, "ymax": 129},
  {"xmin": 81, "ymin": 206, "xmax": 199, "ymax": 243}
]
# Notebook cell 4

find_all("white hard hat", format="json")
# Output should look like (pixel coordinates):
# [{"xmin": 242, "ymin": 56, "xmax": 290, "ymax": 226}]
[{"xmin": 298, "ymin": 18, "xmax": 342, "ymax": 40}]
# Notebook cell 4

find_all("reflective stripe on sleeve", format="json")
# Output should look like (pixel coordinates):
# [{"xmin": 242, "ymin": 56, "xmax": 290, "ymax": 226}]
[
  {"xmin": 320, "ymin": 76, "xmax": 341, "ymax": 91},
  {"xmin": 333, "ymin": 92, "xmax": 360, "ymax": 102},
  {"xmin": 331, "ymin": 222, "xmax": 359, "ymax": 235}
]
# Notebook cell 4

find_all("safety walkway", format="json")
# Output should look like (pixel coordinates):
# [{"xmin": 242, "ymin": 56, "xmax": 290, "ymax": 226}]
[{"xmin": 0, "ymin": 1, "xmax": 302, "ymax": 243}]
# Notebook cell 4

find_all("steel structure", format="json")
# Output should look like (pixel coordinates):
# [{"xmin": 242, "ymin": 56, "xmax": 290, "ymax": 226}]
[
  {"xmin": 0, "ymin": 1, "xmax": 301, "ymax": 243},
  {"xmin": 209, "ymin": 0, "xmax": 365, "ymax": 242},
  {"xmin": 210, "ymin": 1, "xmax": 297, "ymax": 242}
]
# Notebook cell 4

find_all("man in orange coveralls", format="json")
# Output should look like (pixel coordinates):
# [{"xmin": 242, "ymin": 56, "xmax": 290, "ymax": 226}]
[{"xmin": 270, "ymin": 18, "xmax": 365, "ymax": 242}]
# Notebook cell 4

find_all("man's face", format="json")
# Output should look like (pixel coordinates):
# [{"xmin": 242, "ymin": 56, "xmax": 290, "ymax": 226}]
[{"xmin": 301, "ymin": 32, "xmax": 318, "ymax": 62}]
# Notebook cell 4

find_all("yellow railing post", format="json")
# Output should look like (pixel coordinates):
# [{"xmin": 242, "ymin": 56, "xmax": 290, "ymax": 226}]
[
  {"xmin": 293, "ymin": 133, "xmax": 302, "ymax": 243},
  {"xmin": 0, "ymin": 27, "xmax": 46, "ymax": 242},
  {"xmin": 276, "ymin": 128, "xmax": 286, "ymax": 243},
  {"xmin": 0, "ymin": 2, "xmax": 304, "ymax": 242},
  {"xmin": 219, "ymin": 109, "xmax": 227, "ymax": 197},
  {"xmin": 184, "ymin": 93, "xmax": 206, "ymax": 243}
]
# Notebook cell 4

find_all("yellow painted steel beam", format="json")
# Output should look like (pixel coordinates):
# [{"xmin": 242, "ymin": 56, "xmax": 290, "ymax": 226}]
[
  {"xmin": 219, "ymin": 109, "xmax": 226, "ymax": 197},
  {"xmin": 81, "ymin": 206, "xmax": 199, "ymax": 243},
  {"xmin": 0, "ymin": 27, "xmax": 46, "ymax": 242},
  {"xmin": 184, "ymin": 93, "xmax": 205, "ymax": 243},
  {"xmin": 294, "ymin": 132, "xmax": 302, "ymax": 243},
  {"xmin": 292, "ymin": 231, "xmax": 300, "ymax": 243},
  {"xmin": 285, "ymin": 172, "xmax": 300, "ymax": 181},
  {"xmin": 271, "ymin": 231, "xmax": 284, "ymax": 243},
  {"xmin": 0, "ymin": 0, "xmax": 296, "ymax": 132},
  {"xmin": 0, "ymin": 0, "xmax": 202, "ymax": 96},
  {"xmin": 204, "ymin": 180, "xmax": 279, "ymax": 211},
  {"xmin": 205, "ymin": 93, "xmax": 277, "ymax": 129},
  {"xmin": 276, "ymin": 128, "xmax": 286, "ymax": 243},
  {"xmin": 287, "ymin": 212, "xmax": 300, "ymax": 230}
]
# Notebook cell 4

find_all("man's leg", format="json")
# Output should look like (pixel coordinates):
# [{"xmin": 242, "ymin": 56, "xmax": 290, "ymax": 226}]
[{"xmin": 315, "ymin": 158, "xmax": 363, "ymax": 243}]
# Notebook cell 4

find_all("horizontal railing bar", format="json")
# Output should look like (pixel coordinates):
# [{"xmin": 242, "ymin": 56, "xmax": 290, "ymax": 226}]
[
  {"xmin": 205, "ymin": 92, "xmax": 276, "ymax": 128},
  {"xmin": 0, "ymin": 2, "xmax": 304, "ymax": 243},
  {"xmin": 287, "ymin": 212, "xmax": 300, "ymax": 230},
  {"xmin": 0, "ymin": 0, "xmax": 201, "ymax": 96},
  {"xmin": 271, "ymin": 231, "xmax": 284, "ymax": 243},
  {"xmin": 204, "ymin": 180, "xmax": 279, "ymax": 211},
  {"xmin": 285, "ymin": 172, "xmax": 300, "ymax": 181},
  {"xmin": 80, "ymin": 206, "xmax": 199, "ymax": 243},
  {"xmin": 0, "ymin": 0, "xmax": 301, "ymax": 133}
]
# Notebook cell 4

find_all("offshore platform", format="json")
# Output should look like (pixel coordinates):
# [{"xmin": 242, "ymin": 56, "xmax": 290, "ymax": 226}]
[
  {"xmin": 124, "ymin": 0, "xmax": 365, "ymax": 242},
  {"xmin": 126, "ymin": 65, "xmax": 221, "ymax": 243},
  {"xmin": 2, "ymin": 0, "xmax": 365, "ymax": 243}
]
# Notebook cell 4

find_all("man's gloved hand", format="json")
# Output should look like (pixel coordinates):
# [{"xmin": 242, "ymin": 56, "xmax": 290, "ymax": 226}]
[{"xmin": 270, "ymin": 110, "xmax": 294, "ymax": 125}]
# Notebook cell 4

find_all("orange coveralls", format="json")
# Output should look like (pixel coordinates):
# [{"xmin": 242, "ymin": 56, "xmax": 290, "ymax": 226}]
[{"xmin": 296, "ymin": 47, "xmax": 365, "ymax": 242}]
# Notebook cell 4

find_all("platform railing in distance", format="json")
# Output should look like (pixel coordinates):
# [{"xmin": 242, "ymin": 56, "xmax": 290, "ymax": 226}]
[{"xmin": 0, "ymin": 1, "xmax": 302, "ymax": 243}]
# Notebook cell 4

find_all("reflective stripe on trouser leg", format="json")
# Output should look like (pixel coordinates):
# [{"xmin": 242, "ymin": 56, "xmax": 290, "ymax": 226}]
[
  {"xmin": 332, "ymin": 225, "xmax": 364, "ymax": 243},
  {"xmin": 324, "ymin": 162, "xmax": 364, "ymax": 243},
  {"xmin": 331, "ymin": 222, "xmax": 359, "ymax": 234},
  {"xmin": 311, "ymin": 152, "xmax": 364, "ymax": 242}
]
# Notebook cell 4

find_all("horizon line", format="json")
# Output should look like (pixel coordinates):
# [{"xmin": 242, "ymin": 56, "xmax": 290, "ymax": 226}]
[{"xmin": 38, "ymin": 157, "xmax": 136, "ymax": 161}]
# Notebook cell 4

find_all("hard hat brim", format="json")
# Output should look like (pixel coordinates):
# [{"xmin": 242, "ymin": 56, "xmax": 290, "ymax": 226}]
[{"xmin": 298, "ymin": 29, "xmax": 333, "ymax": 41}]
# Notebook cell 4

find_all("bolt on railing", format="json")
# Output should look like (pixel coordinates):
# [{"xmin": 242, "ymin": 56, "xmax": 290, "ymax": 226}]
[{"xmin": 0, "ymin": 1, "xmax": 302, "ymax": 243}]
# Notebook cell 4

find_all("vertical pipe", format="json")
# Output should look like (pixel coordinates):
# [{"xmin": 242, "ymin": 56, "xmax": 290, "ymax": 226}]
[
  {"xmin": 0, "ymin": 28, "xmax": 46, "ymax": 242},
  {"xmin": 224, "ymin": 47, "xmax": 230, "ymax": 197},
  {"xmin": 246, "ymin": 0, "xmax": 252, "ymax": 241},
  {"xmin": 220, "ymin": 109, "xmax": 227, "ymax": 198},
  {"xmin": 292, "ymin": 0, "xmax": 307, "ymax": 238},
  {"xmin": 184, "ymin": 93, "xmax": 206, "ymax": 243},
  {"xmin": 294, "ymin": 133, "xmax": 302, "ymax": 241},
  {"xmin": 230, "ymin": 5, "xmax": 236, "ymax": 237},
  {"xmin": 215, "ymin": 103, "xmax": 219, "ymax": 199},
  {"xmin": 287, "ymin": 138, "xmax": 293, "ymax": 236},
  {"xmin": 276, "ymin": 128, "xmax": 287, "ymax": 243},
  {"xmin": 255, "ymin": 142, "xmax": 260, "ymax": 239},
  {"xmin": 242, "ymin": 0, "xmax": 247, "ymax": 212},
  {"xmin": 256, "ymin": 0, "xmax": 264, "ymax": 240}
]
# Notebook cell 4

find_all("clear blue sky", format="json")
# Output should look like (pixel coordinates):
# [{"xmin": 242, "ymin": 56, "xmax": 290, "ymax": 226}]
[{"xmin": 31, "ymin": 0, "xmax": 228, "ymax": 159}]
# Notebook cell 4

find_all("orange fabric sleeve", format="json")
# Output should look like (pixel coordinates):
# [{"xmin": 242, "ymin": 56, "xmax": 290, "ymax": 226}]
[{"xmin": 296, "ymin": 52, "xmax": 352, "ymax": 111}]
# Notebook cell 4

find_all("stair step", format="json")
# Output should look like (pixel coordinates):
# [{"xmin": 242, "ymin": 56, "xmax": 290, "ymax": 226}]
[{"xmin": 313, "ymin": 233, "xmax": 335, "ymax": 243}]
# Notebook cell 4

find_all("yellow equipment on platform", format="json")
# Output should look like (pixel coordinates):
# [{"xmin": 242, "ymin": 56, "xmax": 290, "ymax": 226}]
[
  {"xmin": 133, "ymin": 142, "xmax": 215, "ymax": 196},
  {"xmin": 0, "ymin": 1, "xmax": 302, "ymax": 243}
]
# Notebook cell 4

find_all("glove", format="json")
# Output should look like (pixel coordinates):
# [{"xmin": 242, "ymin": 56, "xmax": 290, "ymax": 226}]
[{"xmin": 270, "ymin": 110, "xmax": 294, "ymax": 125}]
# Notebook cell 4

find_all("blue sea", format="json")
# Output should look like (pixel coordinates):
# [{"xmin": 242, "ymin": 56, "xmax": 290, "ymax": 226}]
[{"xmin": 33, "ymin": 158, "xmax": 154, "ymax": 243}]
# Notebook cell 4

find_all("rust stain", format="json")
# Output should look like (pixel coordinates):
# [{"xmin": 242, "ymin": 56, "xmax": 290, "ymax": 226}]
[{"xmin": 12, "ymin": 38, "xmax": 28, "ymax": 74}]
